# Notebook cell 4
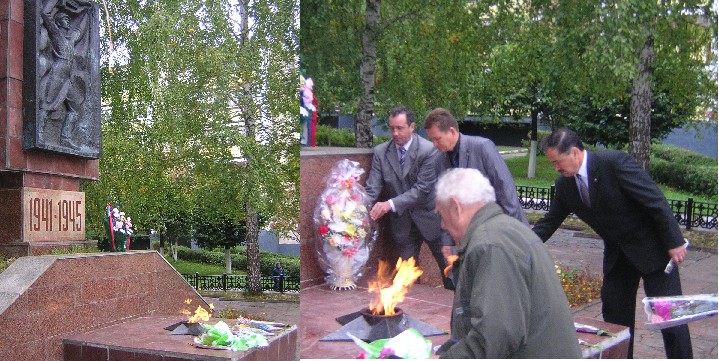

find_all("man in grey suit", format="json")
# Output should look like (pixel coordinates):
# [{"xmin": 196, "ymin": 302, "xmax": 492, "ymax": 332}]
[
  {"xmin": 423, "ymin": 108, "xmax": 528, "ymax": 224},
  {"xmin": 364, "ymin": 106, "xmax": 454, "ymax": 289}
]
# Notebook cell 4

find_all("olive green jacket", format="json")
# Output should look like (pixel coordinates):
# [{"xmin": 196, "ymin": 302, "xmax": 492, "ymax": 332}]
[{"xmin": 439, "ymin": 203, "xmax": 581, "ymax": 359}]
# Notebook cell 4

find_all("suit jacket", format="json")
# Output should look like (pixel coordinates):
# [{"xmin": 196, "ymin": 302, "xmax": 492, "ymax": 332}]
[
  {"xmin": 436, "ymin": 133, "xmax": 528, "ymax": 224},
  {"xmin": 364, "ymin": 133, "xmax": 451, "ymax": 246},
  {"xmin": 532, "ymin": 150, "xmax": 685, "ymax": 275}
]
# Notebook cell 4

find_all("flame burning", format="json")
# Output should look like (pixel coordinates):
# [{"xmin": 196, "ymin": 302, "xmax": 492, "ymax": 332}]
[
  {"xmin": 180, "ymin": 299, "xmax": 214, "ymax": 323},
  {"xmin": 368, "ymin": 257, "xmax": 423, "ymax": 316},
  {"xmin": 443, "ymin": 255, "xmax": 459, "ymax": 278}
]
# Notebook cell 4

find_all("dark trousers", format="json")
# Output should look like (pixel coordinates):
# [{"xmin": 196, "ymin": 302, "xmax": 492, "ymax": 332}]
[
  {"xmin": 601, "ymin": 253, "xmax": 693, "ymax": 359},
  {"xmin": 395, "ymin": 222, "xmax": 452, "ymax": 289}
]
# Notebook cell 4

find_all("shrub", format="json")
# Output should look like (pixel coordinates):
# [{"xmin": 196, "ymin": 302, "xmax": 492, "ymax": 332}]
[
  {"xmin": 649, "ymin": 144, "xmax": 718, "ymax": 199},
  {"xmin": 651, "ymin": 143, "xmax": 716, "ymax": 167},
  {"xmin": 315, "ymin": 124, "xmax": 391, "ymax": 147},
  {"xmin": 316, "ymin": 125, "xmax": 355, "ymax": 147}
]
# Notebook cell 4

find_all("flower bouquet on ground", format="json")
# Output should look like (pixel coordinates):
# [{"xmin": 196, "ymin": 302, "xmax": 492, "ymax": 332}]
[
  {"xmin": 313, "ymin": 159, "xmax": 377, "ymax": 290},
  {"xmin": 105, "ymin": 203, "xmax": 134, "ymax": 252},
  {"xmin": 643, "ymin": 294, "xmax": 717, "ymax": 330},
  {"xmin": 193, "ymin": 320, "xmax": 269, "ymax": 351},
  {"xmin": 349, "ymin": 328, "xmax": 432, "ymax": 359}
]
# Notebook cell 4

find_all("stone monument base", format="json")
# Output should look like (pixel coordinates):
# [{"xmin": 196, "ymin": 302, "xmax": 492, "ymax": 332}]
[
  {"xmin": 63, "ymin": 316, "xmax": 298, "ymax": 361},
  {"xmin": 0, "ymin": 251, "xmax": 210, "ymax": 361},
  {"xmin": 0, "ymin": 240, "xmax": 98, "ymax": 258}
]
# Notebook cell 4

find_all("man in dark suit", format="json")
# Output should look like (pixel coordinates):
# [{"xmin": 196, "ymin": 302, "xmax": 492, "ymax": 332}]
[
  {"xmin": 532, "ymin": 127, "xmax": 692, "ymax": 358},
  {"xmin": 423, "ymin": 108, "xmax": 528, "ymax": 224},
  {"xmin": 364, "ymin": 106, "xmax": 454, "ymax": 289}
]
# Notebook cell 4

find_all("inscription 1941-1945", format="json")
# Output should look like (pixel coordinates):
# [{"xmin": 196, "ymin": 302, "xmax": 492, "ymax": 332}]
[
  {"xmin": 23, "ymin": 188, "xmax": 85, "ymax": 242},
  {"xmin": 23, "ymin": 0, "xmax": 102, "ymax": 159}
]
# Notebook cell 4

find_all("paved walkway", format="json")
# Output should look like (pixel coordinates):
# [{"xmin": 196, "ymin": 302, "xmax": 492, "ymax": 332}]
[{"xmin": 546, "ymin": 228, "xmax": 718, "ymax": 359}]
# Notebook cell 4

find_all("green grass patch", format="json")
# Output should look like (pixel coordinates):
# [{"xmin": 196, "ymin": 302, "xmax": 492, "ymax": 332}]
[
  {"xmin": 164, "ymin": 257, "xmax": 245, "ymax": 275},
  {"xmin": 201, "ymin": 290, "xmax": 299, "ymax": 303}
]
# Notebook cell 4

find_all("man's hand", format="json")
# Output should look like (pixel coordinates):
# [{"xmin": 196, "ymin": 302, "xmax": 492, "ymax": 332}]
[
  {"xmin": 370, "ymin": 201, "xmax": 392, "ymax": 221},
  {"xmin": 668, "ymin": 242, "xmax": 688, "ymax": 266}
]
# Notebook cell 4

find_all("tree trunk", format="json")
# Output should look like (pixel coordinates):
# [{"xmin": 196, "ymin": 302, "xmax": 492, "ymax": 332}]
[
  {"xmin": 527, "ymin": 108, "xmax": 539, "ymax": 179},
  {"xmin": 172, "ymin": 238, "xmax": 178, "ymax": 261},
  {"xmin": 245, "ymin": 205, "xmax": 261, "ymax": 294},
  {"xmin": 225, "ymin": 247, "xmax": 232, "ymax": 274},
  {"xmin": 356, "ymin": 0, "xmax": 380, "ymax": 148},
  {"xmin": 158, "ymin": 227, "xmax": 164, "ymax": 256},
  {"xmin": 629, "ymin": 33, "xmax": 654, "ymax": 170}
]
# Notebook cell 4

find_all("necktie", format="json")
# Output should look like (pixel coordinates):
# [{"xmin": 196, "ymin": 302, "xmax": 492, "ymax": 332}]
[
  {"xmin": 576, "ymin": 174, "xmax": 591, "ymax": 207},
  {"xmin": 399, "ymin": 146, "xmax": 406, "ymax": 171}
]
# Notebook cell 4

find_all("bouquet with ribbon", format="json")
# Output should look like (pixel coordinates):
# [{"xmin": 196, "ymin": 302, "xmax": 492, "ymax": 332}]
[
  {"xmin": 105, "ymin": 203, "xmax": 134, "ymax": 251},
  {"xmin": 643, "ymin": 293, "xmax": 717, "ymax": 330},
  {"xmin": 313, "ymin": 159, "xmax": 377, "ymax": 290}
]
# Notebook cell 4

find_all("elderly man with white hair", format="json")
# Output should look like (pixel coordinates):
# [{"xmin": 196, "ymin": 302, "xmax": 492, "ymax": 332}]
[{"xmin": 434, "ymin": 168, "xmax": 581, "ymax": 359}]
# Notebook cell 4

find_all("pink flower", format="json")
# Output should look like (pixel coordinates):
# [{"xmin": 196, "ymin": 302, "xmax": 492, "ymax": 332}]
[
  {"xmin": 379, "ymin": 348, "xmax": 394, "ymax": 358},
  {"xmin": 653, "ymin": 301, "xmax": 673, "ymax": 321},
  {"xmin": 350, "ymin": 193, "xmax": 362, "ymax": 202},
  {"xmin": 356, "ymin": 351, "xmax": 366, "ymax": 359},
  {"xmin": 325, "ymin": 195, "xmax": 337, "ymax": 205},
  {"xmin": 318, "ymin": 225, "xmax": 329, "ymax": 236},
  {"xmin": 342, "ymin": 247, "xmax": 358, "ymax": 258}
]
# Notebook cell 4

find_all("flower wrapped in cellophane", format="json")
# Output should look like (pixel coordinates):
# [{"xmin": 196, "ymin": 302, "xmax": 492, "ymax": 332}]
[
  {"xmin": 642, "ymin": 294, "xmax": 717, "ymax": 330},
  {"xmin": 349, "ymin": 328, "xmax": 432, "ymax": 359},
  {"xmin": 314, "ymin": 159, "xmax": 377, "ymax": 290}
]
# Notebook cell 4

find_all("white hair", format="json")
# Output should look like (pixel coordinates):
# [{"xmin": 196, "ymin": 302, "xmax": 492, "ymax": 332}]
[{"xmin": 436, "ymin": 168, "xmax": 496, "ymax": 206}]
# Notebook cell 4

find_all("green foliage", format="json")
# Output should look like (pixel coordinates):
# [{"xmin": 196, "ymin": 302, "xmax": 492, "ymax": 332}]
[
  {"xmin": 315, "ymin": 125, "xmax": 390, "ymax": 147},
  {"xmin": 651, "ymin": 143, "xmax": 717, "ymax": 167},
  {"xmin": 302, "ymin": 0, "xmax": 716, "ymax": 151},
  {"xmin": 649, "ymin": 145, "xmax": 718, "ymax": 199},
  {"xmin": 173, "ymin": 246, "xmax": 300, "ymax": 276},
  {"xmin": 0, "ymin": 255, "xmax": 16, "ymax": 273},
  {"xmin": 563, "ymin": 92, "xmax": 690, "ymax": 149},
  {"xmin": 84, "ymin": 0, "xmax": 299, "ymax": 259},
  {"xmin": 315, "ymin": 125, "xmax": 355, "ymax": 146}
]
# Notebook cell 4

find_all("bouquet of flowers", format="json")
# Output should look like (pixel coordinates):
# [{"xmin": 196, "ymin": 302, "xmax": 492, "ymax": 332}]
[
  {"xmin": 349, "ymin": 328, "xmax": 432, "ymax": 359},
  {"xmin": 194, "ymin": 320, "xmax": 269, "ymax": 351},
  {"xmin": 643, "ymin": 294, "xmax": 717, "ymax": 330},
  {"xmin": 105, "ymin": 203, "xmax": 134, "ymax": 252},
  {"xmin": 313, "ymin": 159, "xmax": 377, "ymax": 290}
]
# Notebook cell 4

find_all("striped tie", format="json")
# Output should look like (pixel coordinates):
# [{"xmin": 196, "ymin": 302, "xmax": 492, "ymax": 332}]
[
  {"xmin": 399, "ymin": 147, "xmax": 406, "ymax": 171},
  {"xmin": 576, "ymin": 174, "xmax": 591, "ymax": 207}
]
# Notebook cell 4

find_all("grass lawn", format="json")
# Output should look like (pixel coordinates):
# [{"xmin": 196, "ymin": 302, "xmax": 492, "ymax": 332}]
[
  {"xmin": 504, "ymin": 153, "xmax": 716, "ymax": 203},
  {"xmin": 164, "ymin": 257, "xmax": 246, "ymax": 275}
]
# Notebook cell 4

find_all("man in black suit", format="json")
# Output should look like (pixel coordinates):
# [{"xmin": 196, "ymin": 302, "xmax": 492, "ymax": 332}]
[{"xmin": 532, "ymin": 127, "xmax": 692, "ymax": 358}]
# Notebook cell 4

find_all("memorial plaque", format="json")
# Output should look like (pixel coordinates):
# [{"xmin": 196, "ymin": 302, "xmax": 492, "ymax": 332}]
[
  {"xmin": 23, "ymin": 0, "xmax": 102, "ymax": 159},
  {"xmin": 23, "ymin": 188, "xmax": 85, "ymax": 242}
]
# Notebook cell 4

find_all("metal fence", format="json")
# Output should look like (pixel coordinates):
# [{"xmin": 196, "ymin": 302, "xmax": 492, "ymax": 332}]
[
  {"xmin": 181, "ymin": 273, "xmax": 301, "ymax": 293},
  {"xmin": 517, "ymin": 185, "xmax": 718, "ymax": 230}
]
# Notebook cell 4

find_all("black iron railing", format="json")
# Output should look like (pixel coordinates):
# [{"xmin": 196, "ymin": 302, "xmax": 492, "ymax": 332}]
[
  {"xmin": 181, "ymin": 273, "xmax": 300, "ymax": 293},
  {"xmin": 517, "ymin": 185, "xmax": 717, "ymax": 230}
]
